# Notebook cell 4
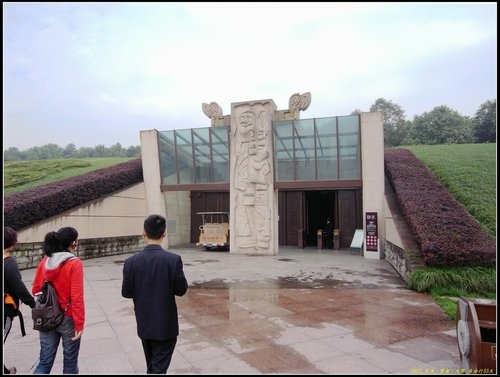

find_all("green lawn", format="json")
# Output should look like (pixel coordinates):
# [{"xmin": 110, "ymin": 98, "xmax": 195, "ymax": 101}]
[
  {"xmin": 4, "ymin": 157, "xmax": 134, "ymax": 196},
  {"xmin": 402, "ymin": 143, "xmax": 496, "ymax": 238},
  {"xmin": 401, "ymin": 143, "xmax": 496, "ymax": 320}
]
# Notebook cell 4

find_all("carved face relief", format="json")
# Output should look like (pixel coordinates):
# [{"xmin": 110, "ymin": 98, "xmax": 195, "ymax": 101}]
[
  {"xmin": 239, "ymin": 111, "xmax": 255, "ymax": 127},
  {"xmin": 238, "ymin": 111, "xmax": 256, "ymax": 139}
]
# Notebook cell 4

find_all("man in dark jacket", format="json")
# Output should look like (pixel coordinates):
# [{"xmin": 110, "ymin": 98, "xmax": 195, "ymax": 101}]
[
  {"xmin": 122, "ymin": 214, "xmax": 188, "ymax": 374},
  {"xmin": 4, "ymin": 226, "xmax": 36, "ymax": 374},
  {"xmin": 325, "ymin": 218, "xmax": 333, "ymax": 249}
]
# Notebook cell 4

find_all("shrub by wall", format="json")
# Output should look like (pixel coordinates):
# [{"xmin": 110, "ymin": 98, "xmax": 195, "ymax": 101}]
[
  {"xmin": 385, "ymin": 148, "xmax": 495, "ymax": 267},
  {"xmin": 4, "ymin": 158, "xmax": 143, "ymax": 231}
]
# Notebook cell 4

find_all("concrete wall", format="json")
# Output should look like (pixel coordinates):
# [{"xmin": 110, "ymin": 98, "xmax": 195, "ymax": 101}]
[
  {"xmin": 16, "ymin": 183, "xmax": 147, "ymax": 243},
  {"xmin": 384, "ymin": 176, "xmax": 426, "ymax": 281},
  {"xmin": 13, "ymin": 235, "xmax": 145, "ymax": 270},
  {"xmin": 13, "ymin": 182, "xmax": 148, "ymax": 271}
]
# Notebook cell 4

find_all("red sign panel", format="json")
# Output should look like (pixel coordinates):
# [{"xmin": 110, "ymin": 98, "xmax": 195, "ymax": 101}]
[{"xmin": 365, "ymin": 212, "xmax": 378, "ymax": 252}]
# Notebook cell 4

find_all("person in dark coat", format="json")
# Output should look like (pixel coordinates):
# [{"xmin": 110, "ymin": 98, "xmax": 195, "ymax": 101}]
[
  {"xmin": 122, "ymin": 214, "xmax": 189, "ymax": 374},
  {"xmin": 4, "ymin": 226, "xmax": 36, "ymax": 374},
  {"xmin": 325, "ymin": 218, "xmax": 333, "ymax": 249}
]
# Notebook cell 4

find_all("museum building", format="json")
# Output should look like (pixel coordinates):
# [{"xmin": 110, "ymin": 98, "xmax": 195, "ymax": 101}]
[{"xmin": 139, "ymin": 92, "xmax": 386, "ymax": 259}]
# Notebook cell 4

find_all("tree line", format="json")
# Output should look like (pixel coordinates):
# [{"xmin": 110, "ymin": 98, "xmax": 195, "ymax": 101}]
[
  {"xmin": 352, "ymin": 98, "xmax": 496, "ymax": 147},
  {"xmin": 4, "ymin": 143, "xmax": 141, "ymax": 162},
  {"xmin": 4, "ymin": 98, "xmax": 496, "ymax": 161}
]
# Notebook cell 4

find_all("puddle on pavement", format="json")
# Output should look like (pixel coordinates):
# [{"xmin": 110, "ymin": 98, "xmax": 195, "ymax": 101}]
[
  {"xmin": 190, "ymin": 277, "xmax": 384, "ymax": 290},
  {"xmin": 191, "ymin": 278, "xmax": 228, "ymax": 289},
  {"xmin": 177, "ymin": 283, "xmax": 455, "ymax": 373}
]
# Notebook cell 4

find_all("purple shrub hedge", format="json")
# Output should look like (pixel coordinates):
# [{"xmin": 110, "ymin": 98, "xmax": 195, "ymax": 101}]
[
  {"xmin": 385, "ymin": 148, "xmax": 496, "ymax": 267},
  {"xmin": 4, "ymin": 158, "xmax": 143, "ymax": 231}
]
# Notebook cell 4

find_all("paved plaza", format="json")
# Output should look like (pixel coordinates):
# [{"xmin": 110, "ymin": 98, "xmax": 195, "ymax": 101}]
[{"xmin": 5, "ymin": 246, "xmax": 461, "ymax": 374}]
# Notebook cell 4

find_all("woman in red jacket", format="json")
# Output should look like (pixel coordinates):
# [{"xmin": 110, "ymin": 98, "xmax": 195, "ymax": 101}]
[{"xmin": 32, "ymin": 227, "xmax": 85, "ymax": 374}]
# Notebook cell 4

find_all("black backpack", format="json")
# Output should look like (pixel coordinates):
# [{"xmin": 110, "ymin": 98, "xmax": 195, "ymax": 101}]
[
  {"xmin": 3, "ymin": 255, "xmax": 27, "ymax": 337},
  {"xmin": 4, "ymin": 292, "xmax": 27, "ymax": 337},
  {"xmin": 32, "ymin": 258, "xmax": 73, "ymax": 332}
]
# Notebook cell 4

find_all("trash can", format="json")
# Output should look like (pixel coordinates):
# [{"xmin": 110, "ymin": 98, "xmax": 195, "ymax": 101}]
[
  {"xmin": 317, "ymin": 229, "xmax": 323, "ymax": 249},
  {"xmin": 333, "ymin": 229, "xmax": 340, "ymax": 250},
  {"xmin": 456, "ymin": 297, "xmax": 496, "ymax": 373}
]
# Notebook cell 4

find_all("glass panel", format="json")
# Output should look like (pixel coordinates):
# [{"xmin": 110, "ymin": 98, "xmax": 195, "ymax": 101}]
[
  {"xmin": 158, "ymin": 126, "xmax": 230, "ymax": 186},
  {"xmin": 175, "ymin": 129, "xmax": 195, "ymax": 184},
  {"xmin": 316, "ymin": 117, "xmax": 338, "ymax": 180},
  {"xmin": 338, "ymin": 115, "xmax": 361, "ymax": 179},
  {"xmin": 273, "ymin": 121, "xmax": 294, "ymax": 181},
  {"xmin": 158, "ymin": 131, "xmax": 178, "ymax": 185},
  {"xmin": 294, "ymin": 119, "xmax": 315, "ymax": 180},
  {"xmin": 192, "ymin": 128, "xmax": 211, "ymax": 183},
  {"xmin": 211, "ymin": 126, "xmax": 230, "ymax": 182},
  {"xmin": 161, "ymin": 117, "xmax": 358, "ymax": 186}
]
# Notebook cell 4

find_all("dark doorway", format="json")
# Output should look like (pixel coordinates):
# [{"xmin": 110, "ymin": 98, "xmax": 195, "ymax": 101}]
[
  {"xmin": 278, "ymin": 189, "xmax": 362, "ymax": 248},
  {"xmin": 278, "ymin": 190, "xmax": 335, "ymax": 247},
  {"xmin": 305, "ymin": 191, "xmax": 335, "ymax": 246}
]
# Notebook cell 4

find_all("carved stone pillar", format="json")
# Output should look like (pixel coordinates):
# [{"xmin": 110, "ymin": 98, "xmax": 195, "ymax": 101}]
[{"xmin": 230, "ymin": 99, "xmax": 277, "ymax": 255}]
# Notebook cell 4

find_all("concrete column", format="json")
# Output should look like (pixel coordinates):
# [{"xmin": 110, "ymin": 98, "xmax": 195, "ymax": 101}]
[
  {"xmin": 140, "ymin": 129, "xmax": 169, "ymax": 249},
  {"xmin": 360, "ymin": 112, "xmax": 385, "ymax": 259}
]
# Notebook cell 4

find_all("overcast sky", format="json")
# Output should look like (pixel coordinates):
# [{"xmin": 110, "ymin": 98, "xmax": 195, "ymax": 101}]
[{"xmin": 3, "ymin": 2, "xmax": 497, "ymax": 150}]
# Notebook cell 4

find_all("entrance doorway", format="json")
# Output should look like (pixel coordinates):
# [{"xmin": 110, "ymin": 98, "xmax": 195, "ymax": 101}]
[
  {"xmin": 278, "ymin": 189, "xmax": 361, "ymax": 248},
  {"xmin": 191, "ymin": 189, "xmax": 362, "ymax": 249},
  {"xmin": 305, "ymin": 191, "xmax": 335, "ymax": 246}
]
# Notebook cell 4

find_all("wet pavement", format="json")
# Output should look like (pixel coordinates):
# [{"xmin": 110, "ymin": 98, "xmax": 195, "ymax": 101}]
[{"xmin": 6, "ymin": 246, "xmax": 462, "ymax": 374}]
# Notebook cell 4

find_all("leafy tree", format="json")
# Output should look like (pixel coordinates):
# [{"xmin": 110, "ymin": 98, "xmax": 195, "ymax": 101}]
[
  {"xmin": 126, "ymin": 146, "xmax": 141, "ymax": 157},
  {"xmin": 4, "ymin": 143, "xmax": 141, "ymax": 161},
  {"xmin": 472, "ymin": 99, "xmax": 496, "ymax": 143},
  {"xmin": 400, "ymin": 120, "xmax": 416, "ymax": 146},
  {"xmin": 4, "ymin": 147, "xmax": 23, "ymax": 161},
  {"xmin": 369, "ymin": 98, "xmax": 407, "ymax": 147},
  {"xmin": 409, "ymin": 105, "xmax": 473, "ymax": 145},
  {"xmin": 24, "ymin": 144, "xmax": 64, "ymax": 160},
  {"xmin": 76, "ymin": 146, "xmax": 96, "ymax": 158},
  {"xmin": 94, "ymin": 144, "xmax": 107, "ymax": 157},
  {"xmin": 350, "ymin": 109, "xmax": 362, "ymax": 115},
  {"xmin": 63, "ymin": 143, "xmax": 77, "ymax": 158},
  {"xmin": 109, "ymin": 142, "xmax": 125, "ymax": 157}
]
